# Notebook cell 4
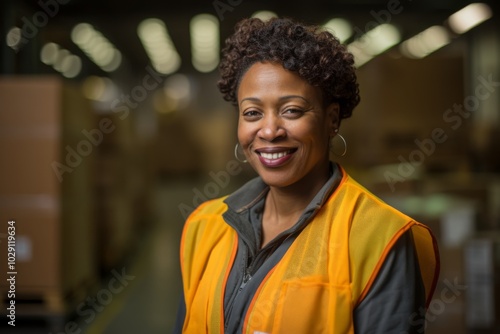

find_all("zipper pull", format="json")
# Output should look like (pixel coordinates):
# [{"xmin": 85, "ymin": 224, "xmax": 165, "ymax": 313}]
[{"xmin": 238, "ymin": 273, "xmax": 252, "ymax": 291}]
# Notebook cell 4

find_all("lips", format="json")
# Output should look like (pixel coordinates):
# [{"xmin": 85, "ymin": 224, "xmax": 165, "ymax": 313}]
[{"xmin": 255, "ymin": 147, "xmax": 297, "ymax": 167}]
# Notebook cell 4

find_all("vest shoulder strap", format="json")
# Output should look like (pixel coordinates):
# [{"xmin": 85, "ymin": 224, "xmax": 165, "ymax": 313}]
[{"xmin": 342, "ymin": 176, "xmax": 439, "ymax": 306}]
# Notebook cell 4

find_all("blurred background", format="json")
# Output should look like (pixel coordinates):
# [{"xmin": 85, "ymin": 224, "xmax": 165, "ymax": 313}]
[{"xmin": 0, "ymin": 0, "xmax": 499, "ymax": 333}]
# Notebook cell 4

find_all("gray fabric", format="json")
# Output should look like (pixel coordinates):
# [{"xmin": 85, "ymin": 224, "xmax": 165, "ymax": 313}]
[{"xmin": 354, "ymin": 230, "xmax": 426, "ymax": 334}]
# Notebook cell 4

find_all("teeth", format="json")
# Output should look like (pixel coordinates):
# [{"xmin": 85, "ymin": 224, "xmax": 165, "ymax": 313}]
[{"xmin": 260, "ymin": 150, "xmax": 290, "ymax": 160}]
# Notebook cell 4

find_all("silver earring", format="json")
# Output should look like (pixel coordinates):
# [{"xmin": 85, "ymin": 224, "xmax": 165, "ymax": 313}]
[
  {"xmin": 234, "ymin": 143, "xmax": 248, "ymax": 163},
  {"xmin": 330, "ymin": 132, "xmax": 347, "ymax": 157}
]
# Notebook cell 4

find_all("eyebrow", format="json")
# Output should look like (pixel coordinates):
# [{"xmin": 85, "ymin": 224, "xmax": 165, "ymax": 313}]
[{"xmin": 239, "ymin": 95, "xmax": 309, "ymax": 105}]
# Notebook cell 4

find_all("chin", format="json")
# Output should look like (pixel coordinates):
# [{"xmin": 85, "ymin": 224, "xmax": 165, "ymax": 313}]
[{"xmin": 255, "ymin": 169, "xmax": 299, "ymax": 188}]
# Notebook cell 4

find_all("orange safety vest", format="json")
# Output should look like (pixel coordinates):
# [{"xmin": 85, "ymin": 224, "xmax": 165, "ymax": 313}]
[{"xmin": 180, "ymin": 171, "xmax": 440, "ymax": 334}]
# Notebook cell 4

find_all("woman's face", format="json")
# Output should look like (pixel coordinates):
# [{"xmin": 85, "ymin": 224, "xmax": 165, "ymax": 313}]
[{"xmin": 237, "ymin": 62, "xmax": 339, "ymax": 189}]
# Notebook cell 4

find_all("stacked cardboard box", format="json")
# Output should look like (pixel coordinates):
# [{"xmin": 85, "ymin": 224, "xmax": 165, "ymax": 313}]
[{"xmin": 0, "ymin": 76, "xmax": 97, "ymax": 316}]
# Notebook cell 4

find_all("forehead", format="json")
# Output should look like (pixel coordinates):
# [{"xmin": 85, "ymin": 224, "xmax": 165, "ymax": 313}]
[{"xmin": 237, "ymin": 62, "xmax": 322, "ymax": 102}]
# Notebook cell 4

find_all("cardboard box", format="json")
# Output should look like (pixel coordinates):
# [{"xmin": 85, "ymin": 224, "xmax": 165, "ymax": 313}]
[{"xmin": 0, "ymin": 76, "xmax": 97, "ymax": 313}]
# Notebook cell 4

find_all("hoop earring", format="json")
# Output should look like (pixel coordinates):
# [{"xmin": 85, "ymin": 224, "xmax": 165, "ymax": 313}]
[
  {"xmin": 330, "ymin": 133, "xmax": 347, "ymax": 157},
  {"xmin": 234, "ymin": 143, "xmax": 248, "ymax": 163}
]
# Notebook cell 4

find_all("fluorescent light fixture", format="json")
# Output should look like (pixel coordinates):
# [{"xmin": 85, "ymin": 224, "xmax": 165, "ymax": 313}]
[
  {"xmin": 323, "ymin": 18, "xmax": 352, "ymax": 43},
  {"xmin": 347, "ymin": 44, "xmax": 372, "ymax": 68},
  {"xmin": 72, "ymin": 23, "xmax": 122, "ymax": 72},
  {"xmin": 448, "ymin": 3, "xmax": 492, "ymax": 34},
  {"xmin": 138, "ymin": 18, "xmax": 181, "ymax": 75},
  {"xmin": 400, "ymin": 25, "xmax": 451, "ymax": 59},
  {"xmin": 40, "ymin": 42, "xmax": 60, "ymax": 65},
  {"xmin": 348, "ymin": 24, "xmax": 400, "ymax": 67},
  {"xmin": 61, "ymin": 55, "xmax": 82, "ymax": 78},
  {"xmin": 251, "ymin": 10, "xmax": 278, "ymax": 21},
  {"xmin": 53, "ymin": 49, "xmax": 70, "ymax": 72},
  {"xmin": 190, "ymin": 14, "xmax": 219, "ymax": 73},
  {"xmin": 101, "ymin": 51, "xmax": 122, "ymax": 72},
  {"xmin": 6, "ymin": 27, "xmax": 22, "ymax": 50},
  {"xmin": 40, "ymin": 42, "xmax": 82, "ymax": 78}
]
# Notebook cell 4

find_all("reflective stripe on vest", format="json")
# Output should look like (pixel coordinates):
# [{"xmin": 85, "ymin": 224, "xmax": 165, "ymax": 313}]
[{"xmin": 180, "ymin": 171, "xmax": 439, "ymax": 334}]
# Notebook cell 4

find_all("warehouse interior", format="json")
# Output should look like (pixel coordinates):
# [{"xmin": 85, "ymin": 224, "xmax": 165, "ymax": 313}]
[{"xmin": 1, "ymin": 0, "xmax": 500, "ymax": 333}]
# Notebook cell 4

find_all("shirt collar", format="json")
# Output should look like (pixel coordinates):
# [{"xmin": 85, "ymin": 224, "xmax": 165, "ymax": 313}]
[{"xmin": 223, "ymin": 162, "xmax": 343, "ymax": 215}]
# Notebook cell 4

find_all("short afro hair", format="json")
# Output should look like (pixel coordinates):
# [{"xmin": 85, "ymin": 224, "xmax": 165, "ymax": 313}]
[{"xmin": 217, "ymin": 17, "xmax": 360, "ymax": 120}]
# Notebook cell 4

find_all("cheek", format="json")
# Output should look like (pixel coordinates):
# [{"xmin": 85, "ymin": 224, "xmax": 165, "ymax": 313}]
[
  {"xmin": 237, "ymin": 119, "xmax": 253, "ymax": 146},
  {"xmin": 289, "ymin": 121, "xmax": 327, "ymax": 143}
]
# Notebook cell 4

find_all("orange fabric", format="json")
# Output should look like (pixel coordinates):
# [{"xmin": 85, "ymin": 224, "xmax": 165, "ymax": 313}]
[
  {"xmin": 411, "ymin": 224, "xmax": 441, "ymax": 307},
  {"xmin": 180, "ymin": 171, "xmax": 440, "ymax": 333},
  {"xmin": 356, "ymin": 224, "xmax": 413, "ymax": 306},
  {"xmin": 180, "ymin": 199, "xmax": 237, "ymax": 333}
]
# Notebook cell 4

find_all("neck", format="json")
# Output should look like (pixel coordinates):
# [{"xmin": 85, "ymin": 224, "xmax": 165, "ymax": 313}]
[{"xmin": 264, "ymin": 161, "xmax": 331, "ymax": 226}]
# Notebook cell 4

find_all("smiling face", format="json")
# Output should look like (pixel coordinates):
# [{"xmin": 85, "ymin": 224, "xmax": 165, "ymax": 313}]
[{"xmin": 237, "ymin": 62, "xmax": 340, "ymax": 189}]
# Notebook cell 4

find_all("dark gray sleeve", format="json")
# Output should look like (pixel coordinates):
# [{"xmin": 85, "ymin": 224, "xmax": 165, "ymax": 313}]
[
  {"xmin": 172, "ymin": 291, "xmax": 185, "ymax": 334},
  {"xmin": 353, "ymin": 230, "xmax": 426, "ymax": 334}
]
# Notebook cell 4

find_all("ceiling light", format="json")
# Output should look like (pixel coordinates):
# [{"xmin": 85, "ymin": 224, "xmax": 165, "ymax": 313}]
[
  {"xmin": 190, "ymin": 14, "xmax": 219, "ymax": 73},
  {"xmin": 400, "ymin": 25, "xmax": 451, "ymax": 59},
  {"xmin": 40, "ymin": 42, "xmax": 82, "ymax": 78},
  {"xmin": 6, "ymin": 27, "xmax": 22, "ymax": 50},
  {"xmin": 448, "ymin": 3, "xmax": 492, "ymax": 34},
  {"xmin": 348, "ymin": 24, "xmax": 400, "ymax": 67},
  {"xmin": 72, "ymin": 23, "xmax": 122, "ymax": 72},
  {"xmin": 138, "ymin": 18, "xmax": 181, "ymax": 75},
  {"xmin": 40, "ymin": 42, "xmax": 60, "ymax": 65},
  {"xmin": 251, "ymin": 11, "xmax": 278, "ymax": 21},
  {"xmin": 61, "ymin": 55, "xmax": 82, "ymax": 78},
  {"xmin": 323, "ymin": 18, "xmax": 352, "ymax": 43},
  {"xmin": 53, "ymin": 49, "xmax": 70, "ymax": 72}
]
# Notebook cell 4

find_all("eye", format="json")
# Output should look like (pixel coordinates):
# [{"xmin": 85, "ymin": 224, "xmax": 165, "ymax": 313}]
[
  {"xmin": 282, "ymin": 108, "xmax": 304, "ymax": 118},
  {"xmin": 242, "ymin": 109, "xmax": 262, "ymax": 119}
]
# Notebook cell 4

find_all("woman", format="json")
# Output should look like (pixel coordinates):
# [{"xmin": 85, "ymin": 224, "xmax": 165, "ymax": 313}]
[{"xmin": 175, "ymin": 17, "xmax": 439, "ymax": 334}]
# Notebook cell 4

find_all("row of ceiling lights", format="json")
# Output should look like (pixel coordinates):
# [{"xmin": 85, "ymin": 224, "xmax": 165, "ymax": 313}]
[
  {"xmin": 400, "ymin": 3, "xmax": 492, "ymax": 60},
  {"xmin": 27, "ymin": 3, "xmax": 494, "ymax": 78},
  {"xmin": 34, "ymin": 10, "xmax": 277, "ymax": 78},
  {"xmin": 327, "ymin": 2, "xmax": 492, "ymax": 66}
]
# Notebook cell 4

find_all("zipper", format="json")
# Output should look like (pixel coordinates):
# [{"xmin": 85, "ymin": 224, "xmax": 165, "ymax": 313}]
[
  {"xmin": 224, "ymin": 252, "xmax": 252, "ymax": 332},
  {"xmin": 226, "ymin": 232, "xmax": 297, "ymax": 332},
  {"xmin": 239, "ymin": 272, "xmax": 252, "ymax": 291},
  {"xmin": 241, "ymin": 231, "xmax": 295, "ymax": 291},
  {"xmin": 238, "ymin": 252, "xmax": 253, "ymax": 294}
]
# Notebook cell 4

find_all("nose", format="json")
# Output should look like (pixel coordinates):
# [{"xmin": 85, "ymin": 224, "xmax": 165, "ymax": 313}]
[{"xmin": 257, "ymin": 113, "xmax": 286, "ymax": 142}]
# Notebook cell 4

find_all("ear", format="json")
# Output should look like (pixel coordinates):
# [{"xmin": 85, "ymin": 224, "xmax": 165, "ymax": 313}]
[{"xmin": 325, "ymin": 102, "xmax": 340, "ymax": 135}]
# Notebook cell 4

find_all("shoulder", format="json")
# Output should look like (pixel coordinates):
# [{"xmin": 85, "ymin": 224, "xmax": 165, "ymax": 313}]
[
  {"xmin": 338, "ymin": 173, "xmax": 413, "ymax": 225},
  {"xmin": 338, "ymin": 173, "xmax": 417, "ymax": 259},
  {"xmin": 180, "ymin": 197, "xmax": 234, "ymax": 266},
  {"xmin": 183, "ymin": 196, "xmax": 230, "ymax": 234},
  {"xmin": 187, "ymin": 197, "xmax": 229, "ymax": 219}
]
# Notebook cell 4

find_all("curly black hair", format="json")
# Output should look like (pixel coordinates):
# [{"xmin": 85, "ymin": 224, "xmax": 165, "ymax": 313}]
[{"xmin": 217, "ymin": 17, "xmax": 360, "ymax": 120}]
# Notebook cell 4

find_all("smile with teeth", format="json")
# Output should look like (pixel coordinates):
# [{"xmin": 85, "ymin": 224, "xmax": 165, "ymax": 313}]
[{"xmin": 259, "ymin": 150, "xmax": 292, "ymax": 160}]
